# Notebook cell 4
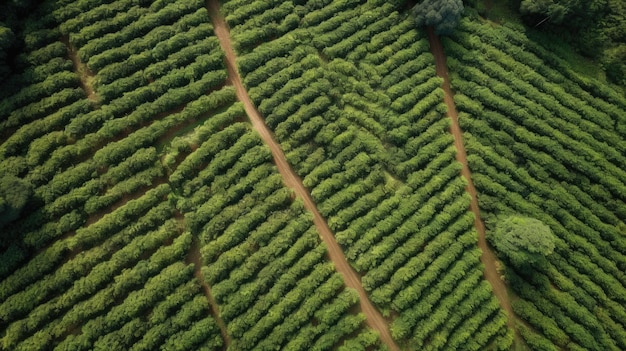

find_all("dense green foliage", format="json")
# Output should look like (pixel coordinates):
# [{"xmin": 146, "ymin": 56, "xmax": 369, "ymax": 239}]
[
  {"xmin": 1, "ymin": 0, "xmax": 624, "ymax": 350},
  {"xmin": 515, "ymin": 0, "xmax": 626, "ymax": 85},
  {"xmin": 446, "ymin": 17, "xmax": 626, "ymax": 351},
  {"xmin": 172, "ymin": 117, "xmax": 383, "ymax": 350},
  {"xmin": 0, "ymin": 0, "xmax": 385, "ymax": 350},
  {"xmin": 490, "ymin": 216, "xmax": 555, "ymax": 269},
  {"xmin": 0, "ymin": 175, "xmax": 32, "ymax": 229},
  {"xmin": 0, "ymin": 1, "xmax": 228, "ymax": 349},
  {"xmin": 412, "ymin": 0, "xmax": 464, "ymax": 35},
  {"xmin": 221, "ymin": 0, "xmax": 510, "ymax": 349},
  {"xmin": 0, "ymin": 23, "xmax": 14, "ymax": 81}
]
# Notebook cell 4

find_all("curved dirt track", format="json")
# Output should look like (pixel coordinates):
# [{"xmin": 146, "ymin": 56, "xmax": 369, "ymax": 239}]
[
  {"xmin": 206, "ymin": 1, "xmax": 400, "ymax": 350},
  {"xmin": 427, "ymin": 27, "xmax": 517, "ymax": 334},
  {"xmin": 61, "ymin": 36, "xmax": 98, "ymax": 103}
]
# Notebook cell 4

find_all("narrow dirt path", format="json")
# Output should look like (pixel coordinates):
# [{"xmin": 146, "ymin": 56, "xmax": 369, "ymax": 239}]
[
  {"xmin": 206, "ymin": 1, "xmax": 400, "ymax": 350},
  {"xmin": 60, "ymin": 36, "xmax": 98, "ymax": 103},
  {"xmin": 185, "ymin": 232, "xmax": 231, "ymax": 350},
  {"xmin": 427, "ymin": 27, "xmax": 519, "ymax": 339}
]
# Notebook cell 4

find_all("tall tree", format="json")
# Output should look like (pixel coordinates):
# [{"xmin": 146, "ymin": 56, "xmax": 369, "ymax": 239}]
[
  {"xmin": 0, "ymin": 175, "xmax": 32, "ymax": 229},
  {"xmin": 0, "ymin": 23, "xmax": 14, "ymax": 80},
  {"xmin": 489, "ymin": 216, "xmax": 556, "ymax": 270},
  {"xmin": 520, "ymin": 0, "xmax": 572, "ymax": 24},
  {"xmin": 412, "ymin": 0, "xmax": 464, "ymax": 35}
]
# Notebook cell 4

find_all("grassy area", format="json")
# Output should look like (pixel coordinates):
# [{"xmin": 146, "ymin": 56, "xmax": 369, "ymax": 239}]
[
  {"xmin": 480, "ymin": 0, "xmax": 523, "ymax": 25},
  {"xmin": 477, "ymin": 0, "xmax": 611, "ymax": 88}
]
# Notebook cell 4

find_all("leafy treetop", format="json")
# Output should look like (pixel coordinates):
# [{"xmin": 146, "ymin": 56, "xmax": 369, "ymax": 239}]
[
  {"xmin": 0, "ymin": 175, "xmax": 32, "ymax": 229},
  {"xmin": 0, "ymin": 23, "xmax": 14, "ymax": 80},
  {"xmin": 490, "ymin": 215, "xmax": 556, "ymax": 269},
  {"xmin": 412, "ymin": 0, "xmax": 464, "ymax": 35}
]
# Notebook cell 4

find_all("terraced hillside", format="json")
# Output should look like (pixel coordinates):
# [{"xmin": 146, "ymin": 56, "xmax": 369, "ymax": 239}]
[{"xmin": 1, "ymin": 0, "xmax": 625, "ymax": 351}]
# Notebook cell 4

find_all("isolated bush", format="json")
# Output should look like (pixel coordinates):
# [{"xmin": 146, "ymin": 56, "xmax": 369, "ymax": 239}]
[{"xmin": 490, "ymin": 216, "xmax": 556, "ymax": 269}]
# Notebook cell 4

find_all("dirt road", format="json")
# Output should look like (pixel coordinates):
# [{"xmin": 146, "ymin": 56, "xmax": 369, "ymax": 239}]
[
  {"xmin": 427, "ymin": 27, "xmax": 518, "ymax": 336},
  {"xmin": 206, "ymin": 1, "xmax": 400, "ymax": 349}
]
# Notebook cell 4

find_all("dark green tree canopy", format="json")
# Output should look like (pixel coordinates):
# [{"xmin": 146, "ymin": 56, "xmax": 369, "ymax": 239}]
[
  {"xmin": 517, "ymin": 0, "xmax": 624, "ymax": 46},
  {"xmin": 0, "ymin": 23, "xmax": 15, "ymax": 80},
  {"xmin": 490, "ymin": 216, "xmax": 556, "ymax": 269},
  {"xmin": 412, "ymin": 0, "xmax": 464, "ymax": 35},
  {"xmin": 0, "ymin": 175, "xmax": 32, "ymax": 229},
  {"xmin": 520, "ymin": 0, "xmax": 572, "ymax": 24}
]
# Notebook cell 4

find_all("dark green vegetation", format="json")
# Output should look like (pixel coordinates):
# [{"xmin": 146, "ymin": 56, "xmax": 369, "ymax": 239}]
[
  {"xmin": 411, "ymin": 0, "xmax": 464, "ymax": 35},
  {"xmin": 0, "ymin": 175, "xmax": 33, "ymax": 228},
  {"xmin": 0, "ymin": 0, "xmax": 625, "ymax": 351},
  {"xmin": 446, "ymin": 17, "xmax": 626, "ymax": 350},
  {"xmin": 480, "ymin": 0, "xmax": 626, "ymax": 86}
]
